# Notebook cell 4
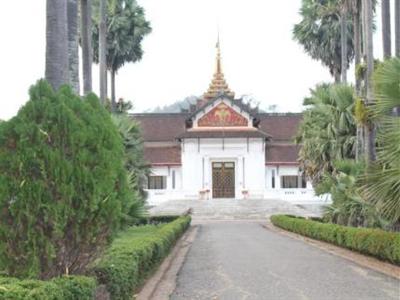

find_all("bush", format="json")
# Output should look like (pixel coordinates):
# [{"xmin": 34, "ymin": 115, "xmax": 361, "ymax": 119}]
[
  {"xmin": 0, "ymin": 275, "xmax": 96, "ymax": 300},
  {"xmin": 92, "ymin": 216, "xmax": 191, "ymax": 300},
  {"xmin": 270, "ymin": 215, "xmax": 400, "ymax": 265},
  {"xmin": 0, "ymin": 81, "xmax": 133, "ymax": 279}
]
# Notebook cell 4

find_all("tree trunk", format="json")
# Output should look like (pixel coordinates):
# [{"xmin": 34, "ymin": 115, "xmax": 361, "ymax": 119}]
[
  {"xmin": 111, "ymin": 69, "xmax": 116, "ymax": 110},
  {"xmin": 364, "ymin": 0, "xmax": 376, "ymax": 163},
  {"xmin": 354, "ymin": 9, "xmax": 361, "ymax": 92},
  {"xmin": 353, "ymin": 6, "xmax": 364, "ymax": 161},
  {"xmin": 80, "ymin": 0, "xmax": 92, "ymax": 94},
  {"xmin": 382, "ymin": 0, "xmax": 392, "ymax": 59},
  {"xmin": 67, "ymin": 0, "xmax": 80, "ymax": 94},
  {"xmin": 396, "ymin": 0, "xmax": 400, "ymax": 57},
  {"xmin": 99, "ymin": 0, "xmax": 107, "ymax": 104},
  {"xmin": 45, "ymin": 0, "xmax": 69, "ymax": 91},
  {"xmin": 334, "ymin": 70, "xmax": 341, "ymax": 83},
  {"xmin": 340, "ymin": 10, "xmax": 348, "ymax": 83}
]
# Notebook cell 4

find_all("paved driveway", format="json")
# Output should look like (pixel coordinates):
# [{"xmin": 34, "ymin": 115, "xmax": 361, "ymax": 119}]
[{"xmin": 171, "ymin": 221, "xmax": 400, "ymax": 300}]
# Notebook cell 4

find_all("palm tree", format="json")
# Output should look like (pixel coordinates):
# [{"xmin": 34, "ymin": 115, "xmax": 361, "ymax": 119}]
[
  {"xmin": 339, "ymin": 1, "xmax": 349, "ymax": 82},
  {"xmin": 45, "ymin": 0, "xmax": 69, "ymax": 91},
  {"xmin": 360, "ymin": 58, "xmax": 400, "ymax": 225},
  {"xmin": 99, "ymin": 0, "xmax": 107, "ymax": 104},
  {"xmin": 396, "ymin": 0, "xmax": 400, "ymax": 57},
  {"xmin": 293, "ymin": 0, "xmax": 354, "ymax": 83},
  {"xmin": 381, "ymin": 0, "xmax": 392, "ymax": 59},
  {"xmin": 363, "ymin": 0, "xmax": 376, "ymax": 162},
  {"xmin": 296, "ymin": 83, "xmax": 356, "ymax": 185},
  {"xmin": 92, "ymin": 0, "xmax": 151, "ymax": 108},
  {"xmin": 80, "ymin": 0, "xmax": 93, "ymax": 94},
  {"xmin": 67, "ymin": 0, "xmax": 80, "ymax": 94}
]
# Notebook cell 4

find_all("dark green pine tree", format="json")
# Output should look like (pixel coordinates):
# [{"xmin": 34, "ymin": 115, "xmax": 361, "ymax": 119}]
[{"xmin": 0, "ymin": 80, "xmax": 133, "ymax": 279}]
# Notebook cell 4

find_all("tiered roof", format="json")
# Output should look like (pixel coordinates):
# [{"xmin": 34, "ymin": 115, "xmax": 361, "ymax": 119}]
[{"xmin": 202, "ymin": 39, "xmax": 235, "ymax": 101}]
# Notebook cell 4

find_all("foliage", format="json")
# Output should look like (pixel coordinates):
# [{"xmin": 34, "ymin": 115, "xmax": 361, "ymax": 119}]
[
  {"xmin": 0, "ymin": 275, "xmax": 96, "ymax": 300},
  {"xmin": 359, "ymin": 58, "xmax": 400, "ymax": 224},
  {"xmin": 136, "ymin": 215, "xmax": 181, "ymax": 225},
  {"xmin": 0, "ymin": 80, "xmax": 133, "ymax": 279},
  {"xmin": 316, "ymin": 160, "xmax": 385, "ymax": 228},
  {"xmin": 91, "ymin": 216, "xmax": 191, "ymax": 300},
  {"xmin": 111, "ymin": 114, "xmax": 149, "ymax": 223},
  {"xmin": 270, "ymin": 215, "xmax": 400, "ymax": 264},
  {"xmin": 296, "ymin": 84, "xmax": 356, "ymax": 184},
  {"xmin": 92, "ymin": 0, "xmax": 151, "ymax": 73},
  {"xmin": 293, "ymin": 0, "xmax": 354, "ymax": 81}
]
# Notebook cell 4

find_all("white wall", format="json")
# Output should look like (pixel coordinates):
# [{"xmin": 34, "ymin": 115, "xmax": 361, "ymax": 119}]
[{"xmin": 181, "ymin": 137, "xmax": 265, "ymax": 199}]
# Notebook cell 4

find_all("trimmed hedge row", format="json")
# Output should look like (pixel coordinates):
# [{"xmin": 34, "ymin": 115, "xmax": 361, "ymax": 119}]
[
  {"xmin": 270, "ymin": 215, "xmax": 400, "ymax": 265},
  {"xmin": 0, "ymin": 216, "xmax": 191, "ymax": 300},
  {"xmin": 0, "ymin": 275, "xmax": 96, "ymax": 300},
  {"xmin": 137, "ymin": 215, "xmax": 181, "ymax": 225},
  {"xmin": 92, "ymin": 215, "xmax": 191, "ymax": 300}
]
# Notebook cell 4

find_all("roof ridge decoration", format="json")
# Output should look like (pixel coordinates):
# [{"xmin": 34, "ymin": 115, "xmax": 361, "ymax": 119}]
[{"xmin": 203, "ymin": 36, "xmax": 235, "ymax": 101}]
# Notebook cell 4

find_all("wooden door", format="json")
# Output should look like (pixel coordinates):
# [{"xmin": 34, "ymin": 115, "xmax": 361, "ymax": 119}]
[{"xmin": 212, "ymin": 162, "xmax": 235, "ymax": 198}]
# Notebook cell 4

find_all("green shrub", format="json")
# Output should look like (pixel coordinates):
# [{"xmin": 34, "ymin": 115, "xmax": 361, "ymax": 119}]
[
  {"xmin": 270, "ymin": 215, "xmax": 400, "ymax": 265},
  {"xmin": 0, "ymin": 275, "xmax": 96, "ymax": 300},
  {"xmin": 92, "ymin": 216, "xmax": 191, "ymax": 300},
  {"xmin": 0, "ymin": 81, "xmax": 133, "ymax": 279}
]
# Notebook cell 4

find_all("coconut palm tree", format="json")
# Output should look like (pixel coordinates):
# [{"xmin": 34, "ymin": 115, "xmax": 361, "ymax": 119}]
[
  {"xmin": 92, "ymin": 0, "xmax": 151, "ymax": 108},
  {"xmin": 67, "ymin": 0, "xmax": 80, "ymax": 94},
  {"xmin": 45, "ymin": 0, "xmax": 69, "ymax": 91},
  {"xmin": 363, "ymin": 0, "xmax": 376, "ymax": 162},
  {"xmin": 381, "ymin": 0, "xmax": 392, "ymax": 59},
  {"xmin": 396, "ymin": 0, "xmax": 400, "ymax": 57},
  {"xmin": 360, "ymin": 58, "xmax": 400, "ymax": 225},
  {"xmin": 80, "ymin": 0, "xmax": 93, "ymax": 94},
  {"xmin": 99, "ymin": 0, "xmax": 107, "ymax": 104}
]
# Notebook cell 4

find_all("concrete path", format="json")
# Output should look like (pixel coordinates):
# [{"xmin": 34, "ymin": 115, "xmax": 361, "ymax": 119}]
[{"xmin": 171, "ymin": 221, "xmax": 400, "ymax": 300}]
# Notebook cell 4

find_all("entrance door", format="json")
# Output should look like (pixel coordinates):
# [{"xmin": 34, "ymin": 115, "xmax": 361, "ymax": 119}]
[{"xmin": 212, "ymin": 162, "xmax": 235, "ymax": 198}]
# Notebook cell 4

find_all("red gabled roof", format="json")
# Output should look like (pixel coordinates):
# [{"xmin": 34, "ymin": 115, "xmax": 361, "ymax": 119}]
[
  {"xmin": 258, "ymin": 113, "xmax": 302, "ymax": 141},
  {"xmin": 132, "ymin": 113, "xmax": 188, "ymax": 142},
  {"xmin": 144, "ymin": 146, "xmax": 181, "ymax": 166},
  {"xmin": 265, "ymin": 144, "xmax": 300, "ymax": 165}
]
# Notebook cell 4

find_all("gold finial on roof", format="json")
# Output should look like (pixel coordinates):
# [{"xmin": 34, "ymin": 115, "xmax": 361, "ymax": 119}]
[{"xmin": 203, "ymin": 34, "xmax": 235, "ymax": 101}]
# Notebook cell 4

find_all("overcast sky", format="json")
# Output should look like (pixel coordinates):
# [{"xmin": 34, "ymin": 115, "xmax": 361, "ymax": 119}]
[{"xmin": 0, "ymin": 1, "xmax": 392, "ymax": 120}]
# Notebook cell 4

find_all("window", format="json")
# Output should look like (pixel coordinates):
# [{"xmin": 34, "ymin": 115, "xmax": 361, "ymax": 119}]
[
  {"xmin": 281, "ymin": 176, "xmax": 299, "ymax": 189},
  {"xmin": 271, "ymin": 169, "xmax": 275, "ymax": 189},
  {"xmin": 147, "ymin": 176, "xmax": 166, "ymax": 189},
  {"xmin": 172, "ymin": 170, "xmax": 176, "ymax": 189},
  {"xmin": 280, "ymin": 175, "xmax": 308, "ymax": 189}
]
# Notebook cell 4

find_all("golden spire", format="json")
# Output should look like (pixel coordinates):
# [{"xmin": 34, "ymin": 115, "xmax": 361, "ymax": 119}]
[{"xmin": 203, "ymin": 35, "xmax": 235, "ymax": 100}]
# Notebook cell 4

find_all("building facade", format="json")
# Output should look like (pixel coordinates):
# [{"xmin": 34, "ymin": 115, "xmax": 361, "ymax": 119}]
[{"xmin": 133, "ymin": 44, "xmax": 323, "ymax": 205}]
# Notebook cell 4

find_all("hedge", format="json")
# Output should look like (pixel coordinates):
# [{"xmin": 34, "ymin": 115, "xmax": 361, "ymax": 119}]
[
  {"xmin": 0, "ymin": 215, "xmax": 191, "ymax": 300},
  {"xmin": 270, "ymin": 215, "xmax": 400, "ymax": 265},
  {"xmin": 137, "ymin": 215, "xmax": 181, "ymax": 225},
  {"xmin": 0, "ymin": 275, "xmax": 96, "ymax": 300},
  {"xmin": 92, "ymin": 215, "xmax": 191, "ymax": 300}
]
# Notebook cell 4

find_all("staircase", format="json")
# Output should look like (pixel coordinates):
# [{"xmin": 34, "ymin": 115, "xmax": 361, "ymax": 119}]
[{"xmin": 148, "ymin": 198, "xmax": 323, "ymax": 219}]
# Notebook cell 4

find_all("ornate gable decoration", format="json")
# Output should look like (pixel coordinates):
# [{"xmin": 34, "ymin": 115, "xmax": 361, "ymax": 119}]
[{"xmin": 198, "ymin": 103, "xmax": 248, "ymax": 127}]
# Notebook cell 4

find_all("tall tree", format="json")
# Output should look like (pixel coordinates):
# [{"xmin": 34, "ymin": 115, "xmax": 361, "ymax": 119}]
[
  {"xmin": 67, "ymin": 0, "xmax": 80, "ymax": 94},
  {"xmin": 381, "ymin": 0, "xmax": 392, "ymax": 59},
  {"xmin": 99, "ymin": 0, "xmax": 107, "ymax": 104},
  {"xmin": 396, "ymin": 0, "xmax": 400, "ymax": 57},
  {"xmin": 80, "ymin": 0, "xmax": 93, "ymax": 94},
  {"xmin": 45, "ymin": 0, "xmax": 69, "ymax": 91},
  {"xmin": 293, "ymin": 0, "xmax": 354, "ymax": 83},
  {"xmin": 363, "ymin": 0, "xmax": 376, "ymax": 162},
  {"xmin": 92, "ymin": 0, "xmax": 151, "ymax": 108},
  {"xmin": 340, "ymin": 1, "xmax": 348, "ymax": 82}
]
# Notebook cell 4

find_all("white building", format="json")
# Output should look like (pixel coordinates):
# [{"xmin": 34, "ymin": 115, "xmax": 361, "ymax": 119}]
[{"xmin": 133, "ymin": 44, "xmax": 323, "ymax": 205}]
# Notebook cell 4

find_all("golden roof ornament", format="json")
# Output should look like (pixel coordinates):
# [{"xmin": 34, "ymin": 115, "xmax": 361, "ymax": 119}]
[{"xmin": 203, "ymin": 35, "xmax": 235, "ymax": 100}]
